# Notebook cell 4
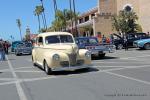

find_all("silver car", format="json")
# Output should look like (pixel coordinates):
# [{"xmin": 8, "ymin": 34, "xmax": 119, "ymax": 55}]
[{"xmin": 15, "ymin": 43, "xmax": 32, "ymax": 56}]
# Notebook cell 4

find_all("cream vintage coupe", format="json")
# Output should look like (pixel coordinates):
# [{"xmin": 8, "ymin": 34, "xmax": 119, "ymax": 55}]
[{"xmin": 32, "ymin": 32, "xmax": 92, "ymax": 74}]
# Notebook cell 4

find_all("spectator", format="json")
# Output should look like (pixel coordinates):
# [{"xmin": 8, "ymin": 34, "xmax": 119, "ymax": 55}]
[
  {"xmin": 110, "ymin": 34, "xmax": 114, "ymax": 44},
  {"xmin": 4, "ymin": 41, "xmax": 9, "ymax": 54},
  {"xmin": 0, "ymin": 42, "xmax": 5, "ymax": 61},
  {"xmin": 124, "ymin": 36, "xmax": 128, "ymax": 51},
  {"xmin": 102, "ymin": 35, "xmax": 106, "ymax": 43}
]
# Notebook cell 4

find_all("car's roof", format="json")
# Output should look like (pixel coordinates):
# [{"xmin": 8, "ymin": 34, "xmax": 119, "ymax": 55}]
[
  {"xmin": 76, "ymin": 37, "xmax": 97, "ymax": 39},
  {"xmin": 37, "ymin": 32, "xmax": 73, "ymax": 37}
]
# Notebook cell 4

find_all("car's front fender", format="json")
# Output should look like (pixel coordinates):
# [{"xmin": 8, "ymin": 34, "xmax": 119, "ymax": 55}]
[{"xmin": 43, "ymin": 51, "xmax": 69, "ymax": 68}]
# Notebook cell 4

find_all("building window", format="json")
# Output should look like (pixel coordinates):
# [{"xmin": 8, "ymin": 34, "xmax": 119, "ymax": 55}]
[
  {"xmin": 91, "ymin": 13, "xmax": 95, "ymax": 18},
  {"xmin": 79, "ymin": 18, "xmax": 83, "ymax": 23},
  {"xmin": 85, "ymin": 16, "xmax": 89, "ymax": 22}
]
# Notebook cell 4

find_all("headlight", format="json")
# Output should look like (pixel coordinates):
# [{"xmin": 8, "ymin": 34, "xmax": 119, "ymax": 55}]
[
  {"xmin": 85, "ymin": 51, "xmax": 91, "ymax": 58},
  {"xmin": 53, "ymin": 54, "xmax": 60, "ymax": 61}
]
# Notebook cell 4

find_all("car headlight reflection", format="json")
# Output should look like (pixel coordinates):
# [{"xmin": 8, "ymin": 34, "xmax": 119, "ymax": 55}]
[
  {"xmin": 53, "ymin": 54, "xmax": 60, "ymax": 61},
  {"xmin": 85, "ymin": 51, "xmax": 91, "ymax": 58}
]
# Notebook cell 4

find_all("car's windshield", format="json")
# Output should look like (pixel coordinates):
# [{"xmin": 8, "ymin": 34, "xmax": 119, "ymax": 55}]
[
  {"xmin": 45, "ymin": 35, "xmax": 74, "ymax": 44},
  {"xmin": 25, "ymin": 43, "xmax": 32, "ymax": 47},
  {"xmin": 17, "ymin": 43, "xmax": 32, "ymax": 48},
  {"xmin": 77, "ymin": 38, "xmax": 98, "ymax": 44}
]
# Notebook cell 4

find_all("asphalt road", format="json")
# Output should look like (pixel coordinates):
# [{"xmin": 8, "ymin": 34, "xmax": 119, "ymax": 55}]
[{"xmin": 0, "ymin": 48, "xmax": 150, "ymax": 100}]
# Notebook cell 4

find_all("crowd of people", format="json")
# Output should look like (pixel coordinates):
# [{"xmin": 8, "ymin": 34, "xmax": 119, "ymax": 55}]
[{"xmin": 0, "ymin": 40, "xmax": 10, "ymax": 61}]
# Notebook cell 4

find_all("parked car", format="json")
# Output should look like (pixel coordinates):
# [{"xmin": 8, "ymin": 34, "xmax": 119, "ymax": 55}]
[
  {"xmin": 133, "ymin": 38, "xmax": 150, "ymax": 50},
  {"xmin": 32, "ymin": 32, "xmax": 92, "ymax": 74},
  {"xmin": 15, "ymin": 42, "xmax": 32, "ymax": 56},
  {"xmin": 75, "ymin": 37, "xmax": 115, "ymax": 58},
  {"xmin": 11, "ymin": 41, "xmax": 23, "ymax": 52},
  {"xmin": 112, "ymin": 33, "xmax": 150, "ymax": 49}
]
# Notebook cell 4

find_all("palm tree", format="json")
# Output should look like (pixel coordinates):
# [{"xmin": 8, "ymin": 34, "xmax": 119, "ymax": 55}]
[
  {"xmin": 53, "ymin": 0, "xmax": 57, "ymax": 17},
  {"xmin": 34, "ymin": 5, "xmax": 43, "ymax": 33},
  {"xmin": 16, "ymin": 19, "xmax": 22, "ymax": 40},
  {"xmin": 72, "ymin": 0, "xmax": 78, "ymax": 37},
  {"xmin": 40, "ymin": 0, "xmax": 47, "ymax": 30},
  {"xmin": 69, "ymin": 0, "xmax": 73, "ymax": 34}
]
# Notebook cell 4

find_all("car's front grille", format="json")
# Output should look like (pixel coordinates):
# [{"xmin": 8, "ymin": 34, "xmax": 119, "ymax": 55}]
[
  {"xmin": 60, "ymin": 59, "xmax": 84, "ymax": 67},
  {"xmin": 76, "ymin": 60, "xmax": 84, "ymax": 66},
  {"xmin": 60, "ymin": 61, "xmax": 69, "ymax": 67},
  {"xmin": 68, "ymin": 53, "xmax": 77, "ymax": 66}
]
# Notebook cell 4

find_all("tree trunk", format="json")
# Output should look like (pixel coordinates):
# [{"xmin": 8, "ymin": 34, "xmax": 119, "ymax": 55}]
[
  {"xmin": 38, "ymin": 15, "xmax": 41, "ymax": 33},
  {"xmin": 19, "ymin": 27, "xmax": 22, "ymax": 41}
]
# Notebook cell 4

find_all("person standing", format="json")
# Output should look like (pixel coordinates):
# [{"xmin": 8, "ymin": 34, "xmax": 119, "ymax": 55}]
[
  {"xmin": 4, "ymin": 41, "xmax": 9, "ymax": 54},
  {"xmin": 0, "ymin": 42, "xmax": 3, "ymax": 60},
  {"xmin": 124, "ymin": 36, "xmax": 128, "ymax": 51},
  {"xmin": 102, "ymin": 35, "xmax": 106, "ymax": 43},
  {"xmin": 0, "ymin": 42, "xmax": 5, "ymax": 61}
]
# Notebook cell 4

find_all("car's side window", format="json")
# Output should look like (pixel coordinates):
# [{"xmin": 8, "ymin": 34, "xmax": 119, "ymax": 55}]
[{"xmin": 38, "ymin": 37, "xmax": 43, "ymax": 46}]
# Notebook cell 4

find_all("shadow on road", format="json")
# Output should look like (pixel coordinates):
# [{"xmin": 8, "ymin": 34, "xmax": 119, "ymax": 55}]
[
  {"xmin": 136, "ymin": 48, "xmax": 149, "ymax": 51},
  {"xmin": 92, "ymin": 56, "xmax": 119, "ymax": 60},
  {"xmin": 51, "ymin": 67, "xmax": 99, "ymax": 76}
]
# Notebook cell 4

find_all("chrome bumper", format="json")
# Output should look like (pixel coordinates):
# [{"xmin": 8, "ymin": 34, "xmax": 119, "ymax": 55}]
[
  {"xmin": 51, "ymin": 64, "xmax": 91, "ymax": 71},
  {"xmin": 91, "ymin": 48, "xmax": 115, "ymax": 55}
]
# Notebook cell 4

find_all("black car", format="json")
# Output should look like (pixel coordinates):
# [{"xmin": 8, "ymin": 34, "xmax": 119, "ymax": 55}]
[{"xmin": 112, "ymin": 33, "xmax": 150, "ymax": 49}]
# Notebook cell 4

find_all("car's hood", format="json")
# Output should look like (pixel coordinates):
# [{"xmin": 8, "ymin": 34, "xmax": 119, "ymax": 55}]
[
  {"xmin": 44, "ymin": 44, "xmax": 78, "ymax": 54},
  {"xmin": 134, "ymin": 38, "xmax": 150, "ymax": 43}
]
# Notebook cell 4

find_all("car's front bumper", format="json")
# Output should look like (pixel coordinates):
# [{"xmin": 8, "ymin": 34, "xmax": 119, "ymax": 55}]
[
  {"xmin": 91, "ymin": 48, "xmax": 115, "ymax": 55},
  {"xmin": 51, "ymin": 64, "xmax": 92, "ymax": 71}
]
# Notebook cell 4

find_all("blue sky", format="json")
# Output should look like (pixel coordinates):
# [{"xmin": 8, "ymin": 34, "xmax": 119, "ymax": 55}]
[{"xmin": 0, "ymin": 0, "xmax": 97, "ymax": 41}]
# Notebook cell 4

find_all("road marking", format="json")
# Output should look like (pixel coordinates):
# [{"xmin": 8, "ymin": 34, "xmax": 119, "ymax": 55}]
[
  {"xmin": 0, "ymin": 69, "xmax": 10, "ymax": 72},
  {"xmin": 22, "ymin": 76, "xmax": 57, "ymax": 82},
  {"xmin": 105, "ymin": 71, "xmax": 150, "ymax": 85},
  {"xmin": 94, "ymin": 64, "xmax": 150, "ymax": 69},
  {"xmin": 121, "ymin": 55, "xmax": 150, "ymax": 60},
  {"xmin": 0, "ymin": 81, "xmax": 16, "ymax": 86},
  {"xmin": 14, "ymin": 70, "xmax": 43, "ymax": 73},
  {"xmin": 6, "ymin": 55, "xmax": 28, "ymax": 100},
  {"xmin": 0, "ymin": 78, "xmax": 16, "ymax": 81},
  {"xmin": 14, "ymin": 67, "xmax": 33, "ymax": 70}
]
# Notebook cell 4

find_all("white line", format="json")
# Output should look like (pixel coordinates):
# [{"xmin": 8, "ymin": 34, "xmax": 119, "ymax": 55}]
[
  {"xmin": 105, "ymin": 71, "xmax": 150, "ymax": 85},
  {"xmin": 0, "ymin": 81, "xmax": 16, "ymax": 86},
  {"xmin": 22, "ymin": 76, "xmax": 57, "ymax": 82},
  {"xmin": 0, "ymin": 70, "xmax": 43, "ymax": 73},
  {"xmin": 14, "ymin": 67, "xmax": 33, "ymax": 70},
  {"xmin": 14, "ymin": 70, "xmax": 43, "ymax": 73},
  {"xmin": 94, "ymin": 64, "xmax": 150, "ymax": 69},
  {"xmin": 0, "ymin": 78, "xmax": 16, "ymax": 81},
  {"xmin": 121, "ymin": 55, "xmax": 150, "ymax": 60},
  {"xmin": 0, "ymin": 69, "xmax": 10, "ymax": 72},
  {"xmin": 6, "ymin": 55, "xmax": 28, "ymax": 100}
]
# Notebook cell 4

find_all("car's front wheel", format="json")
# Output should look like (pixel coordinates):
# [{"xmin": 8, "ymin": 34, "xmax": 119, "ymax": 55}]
[
  {"xmin": 15, "ymin": 51, "xmax": 20, "ymax": 56},
  {"xmin": 144, "ymin": 43, "xmax": 150, "ymax": 50},
  {"xmin": 43, "ymin": 61, "xmax": 52, "ymax": 75},
  {"xmin": 32, "ymin": 56, "xmax": 36, "ymax": 66}
]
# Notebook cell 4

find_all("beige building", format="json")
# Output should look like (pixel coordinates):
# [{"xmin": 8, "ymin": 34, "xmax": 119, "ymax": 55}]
[{"xmin": 77, "ymin": 0, "xmax": 150, "ymax": 37}]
